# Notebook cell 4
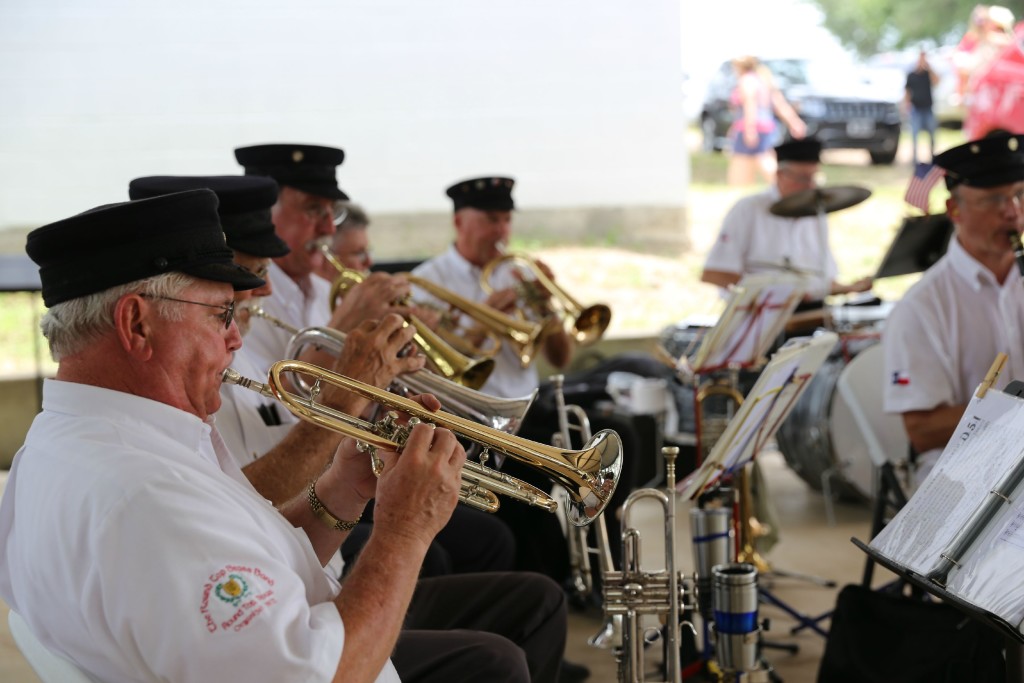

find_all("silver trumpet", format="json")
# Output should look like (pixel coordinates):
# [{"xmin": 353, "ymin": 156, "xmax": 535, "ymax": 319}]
[
  {"xmin": 247, "ymin": 303, "xmax": 537, "ymax": 436},
  {"xmin": 603, "ymin": 446, "xmax": 697, "ymax": 683}
]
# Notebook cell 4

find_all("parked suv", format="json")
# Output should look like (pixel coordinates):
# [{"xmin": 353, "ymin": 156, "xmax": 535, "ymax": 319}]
[{"xmin": 700, "ymin": 57, "xmax": 903, "ymax": 165}]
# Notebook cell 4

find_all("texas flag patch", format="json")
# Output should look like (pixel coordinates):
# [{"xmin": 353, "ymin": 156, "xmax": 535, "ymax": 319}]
[{"xmin": 891, "ymin": 371, "xmax": 911, "ymax": 386}]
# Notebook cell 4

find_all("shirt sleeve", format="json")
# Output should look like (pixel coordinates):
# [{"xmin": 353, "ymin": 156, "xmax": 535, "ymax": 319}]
[
  {"xmin": 90, "ymin": 479, "xmax": 347, "ymax": 683},
  {"xmin": 703, "ymin": 200, "xmax": 750, "ymax": 275},
  {"xmin": 882, "ymin": 297, "xmax": 959, "ymax": 414}
]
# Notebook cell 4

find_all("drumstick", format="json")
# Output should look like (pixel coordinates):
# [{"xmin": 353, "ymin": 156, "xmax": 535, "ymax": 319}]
[{"xmin": 976, "ymin": 352, "xmax": 1008, "ymax": 399}]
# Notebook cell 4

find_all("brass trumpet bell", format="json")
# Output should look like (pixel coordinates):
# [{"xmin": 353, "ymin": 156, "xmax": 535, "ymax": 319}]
[
  {"xmin": 224, "ymin": 360, "xmax": 623, "ymax": 525},
  {"xmin": 319, "ymin": 256, "xmax": 495, "ymax": 390},
  {"xmin": 480, "ymin": 251, "xmax": 611, "ymax": 346}
]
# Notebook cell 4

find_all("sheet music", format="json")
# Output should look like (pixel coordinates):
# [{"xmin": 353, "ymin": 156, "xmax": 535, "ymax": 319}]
[
  {"xmin": 870, "ymin": 387, "xmax": 1024, "ymax": 576},
  {"xmin": 678, "ymin": 330, "xmax": 837, "ymax": 498},
  {"xmin": 692, "ymin": 273, "xmax": 805, "ymax": 373}
]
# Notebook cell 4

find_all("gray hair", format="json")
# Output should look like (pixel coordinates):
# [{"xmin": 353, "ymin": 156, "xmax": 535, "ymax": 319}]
[
  {"xmin": 41, "ymin": 272, "xmax": 197, "ymax": 361},
  {"xmin": 335, "ymin": 201, "xmax": 370, "ymax": 231}
]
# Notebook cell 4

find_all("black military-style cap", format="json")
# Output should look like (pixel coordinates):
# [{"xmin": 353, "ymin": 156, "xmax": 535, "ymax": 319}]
[
  {"xmin": 775, "ymin": 138, "xmax": 823, "ymax": 163},
  {"xmin": 934, "ymin": 133, "xmax": 1024, "ymax": 189},
  {"xmin": 26, "ymin": 189, "xmax": 265, "ymax": 307},
  {"xmin": 446, "ymin": 176, "xmax": 516, "ymax": 212},
  {"xmin": 234, "ymin": 143, "xmax": 348, "ymax": 201},
  {"xmin": 128, "ymin": 175, "xmax": 290, "ymax": 258}
]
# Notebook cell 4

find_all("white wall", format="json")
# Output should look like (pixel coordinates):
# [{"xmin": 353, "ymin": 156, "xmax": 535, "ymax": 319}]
[{"xmin": 0, "ymin": 0, "xmax": 687, "ymax": 228}]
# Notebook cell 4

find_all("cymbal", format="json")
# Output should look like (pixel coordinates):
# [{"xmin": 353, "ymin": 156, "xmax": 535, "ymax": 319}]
[{"xmin": 769, "ymin": 185, "xmax": 872, "ymax": 218}]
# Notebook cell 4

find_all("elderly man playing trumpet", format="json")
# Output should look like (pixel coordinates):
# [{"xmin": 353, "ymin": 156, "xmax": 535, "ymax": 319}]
[
  {"xmin": 230, "ymin": 144, "xmax": 517, "ymax": 578},
  {"xmin": 125, "ymin": 174, "xmax": 569, "ymax": 683},
  {"xmin": 0, "ymin": 189, "xmax": 470, "ymax": 683}
]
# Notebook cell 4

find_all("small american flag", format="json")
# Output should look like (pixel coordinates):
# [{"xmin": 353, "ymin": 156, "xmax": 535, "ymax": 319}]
[{"xmin": 903, "ymin": 162, "xmax": 945, "ymax": 213}]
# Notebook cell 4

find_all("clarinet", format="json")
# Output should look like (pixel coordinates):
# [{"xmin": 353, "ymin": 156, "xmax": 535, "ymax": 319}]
[{"xmin": 1010, "ymin": 231, "xmax": 1024, "ymax": 278}]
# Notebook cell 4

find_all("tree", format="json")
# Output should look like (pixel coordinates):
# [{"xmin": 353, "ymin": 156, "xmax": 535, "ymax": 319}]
[{"xmin": 806, "ymin": 0, "xmax": 1023, "ymax": 56}]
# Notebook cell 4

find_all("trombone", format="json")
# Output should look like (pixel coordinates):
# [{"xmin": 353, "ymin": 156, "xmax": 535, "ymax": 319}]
[
  {"xmin": 246, "ymin": 304, "xmax": 536, "ymax": 436},
  {"xmin": 480, "ymin": 245, "xmax": 612, "ymax": 346},
  {"xmin": 223, "ymin": 359, "xmax": 623, "ymax": 525}
]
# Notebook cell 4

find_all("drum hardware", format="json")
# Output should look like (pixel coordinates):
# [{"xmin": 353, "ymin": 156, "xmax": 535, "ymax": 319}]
[
  {"xmin": 602, "ymin": 446, "xmax": 697, "ymax": 682},
  {"xmin": 767, "ymin": 185, "xmax": 872, "ymax": 219},
  {"xmin": 223, "ymin": 359, "xmax": 623, "ymax": 524},
  {"xmin": 768, "ymin": 184, "xmax": 872, "ymax": 300},
  {"xmin": 480, "ymin": 244, "xmax": 612, "ymax": 346}
]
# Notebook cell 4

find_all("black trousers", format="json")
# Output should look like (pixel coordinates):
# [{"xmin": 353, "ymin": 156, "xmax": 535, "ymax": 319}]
[
  {"xmin": 342, "ymin": 503, "xmax": 517, "ymax": 577},
  {"xmin": 392, "ymin": 572, "xmax": 568, "ymax": 683}
]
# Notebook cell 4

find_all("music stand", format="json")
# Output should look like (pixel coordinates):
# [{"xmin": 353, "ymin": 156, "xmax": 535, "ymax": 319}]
[
  {"xmin": 874, "ymin": 213, "xmax": 954, "ymax": 280},
  {"xmin": 679, "ymin": 330, "xmax": 839, "ymax": 499},
  {"xmin": 682, "ymin": 331, "xmax": 839, "ymax": 660},
  {"xmin": 686, "ymin": 272, "xmax": 807, "ymax": 376}
]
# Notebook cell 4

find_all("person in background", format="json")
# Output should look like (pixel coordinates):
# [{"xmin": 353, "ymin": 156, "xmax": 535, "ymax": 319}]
[
  {"xmin": 884, "ymin": 132, "xmax": 1024, "ymax": 488},
  {"xmin": 904, "ymin": 49, "xmax": 940, "ymax": 167},
  {"xmin": 726, "ymin": 55, "xmax": 807, "ymax": 186},
  {"xmin": 703, "ymin": 137, "xmax": 874, "ymax": 302},
  {"xmin": 313, "ymin": 201, "xmax": 373, "ymax": 282}
]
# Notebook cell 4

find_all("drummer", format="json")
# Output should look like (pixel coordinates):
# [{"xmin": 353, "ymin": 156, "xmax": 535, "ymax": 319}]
[{"xmin": 701, "ymin": 137, "xmax": 874, "ymax": 302}]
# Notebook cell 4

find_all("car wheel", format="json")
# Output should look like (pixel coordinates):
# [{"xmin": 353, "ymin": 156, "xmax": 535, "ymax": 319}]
[
  {"xmin": 701, "ymin": 116, "xmax": 722, "ymax": 153},
  {"xmin": 869, "ymin": 147, "xmax": 898, "ymax": 165}
]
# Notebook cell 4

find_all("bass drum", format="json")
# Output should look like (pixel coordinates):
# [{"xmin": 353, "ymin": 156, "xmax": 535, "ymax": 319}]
[{"xmin": 775, "ymin": 335, "xmax": 884, "ymax": 501}]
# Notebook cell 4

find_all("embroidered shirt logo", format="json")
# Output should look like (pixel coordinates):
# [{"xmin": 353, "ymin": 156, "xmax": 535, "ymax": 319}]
[
  {"xmin": 892, "ymin": 371, "xmax": 911, "ymax": 386},
  {"xmin": 200, "ymin": 565, "xmax": 277, "ymax": 635},
  {"xmin": 215, "ymin": 574, "xmax": 250, "ymax": 607}
]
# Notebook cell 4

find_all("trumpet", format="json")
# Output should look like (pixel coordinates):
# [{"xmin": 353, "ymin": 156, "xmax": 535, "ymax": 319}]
[
  {"xmin": 223, "ymin": 359, "xmax": 623, "ymax": 525},
  {"xmin": 309, "ymin": 238, "xmax": 495, "ymax": 390},
  {"xmin": 480, "ymin": 246, "xmax": 611, "ymax": 346},
  {"xmin": 284, "ymin": 323, "xmax": 537, "ymax": 436},
  {"xmin": 603, "ymin": 446, "xmax": 696, "ymax": 682}
]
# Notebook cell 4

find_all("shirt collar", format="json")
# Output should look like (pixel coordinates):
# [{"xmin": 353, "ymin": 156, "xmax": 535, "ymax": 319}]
[
  {"xmin": 42, "ymin": 379, "xmax": 217, "ymax": 466},
  {"xmin": 946, "ymin": 235, "xmax": 1018, "ymax": 292},
  {"xmin": 443, "ymin": 243, "xmax": 481, "ymax": 278}
]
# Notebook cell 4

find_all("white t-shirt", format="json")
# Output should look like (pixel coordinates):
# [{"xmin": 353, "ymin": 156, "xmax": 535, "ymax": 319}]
[
  {"xmin": 0, "ymin": 379, "xmax": 399, "ymax": 683},
  {"xmin": 703, "ymin": 187, "xmax": 839, "ymax": 299},
  {"xmin": 883, "ymin": 236, "xmax": 1024, "ymax": 482},
  {"xmin": 412, "ymin": 245, "xmax": 539, "ymax": 399}
]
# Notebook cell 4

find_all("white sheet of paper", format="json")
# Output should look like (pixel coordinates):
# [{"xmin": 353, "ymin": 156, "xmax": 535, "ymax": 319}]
[
  {"xmin": 692, "ymin": 272, "xmax": 805, "ymax": 373},
  {"xmin": 870, "ymin": 387, "xmax": 1024, "ymax": 576}
]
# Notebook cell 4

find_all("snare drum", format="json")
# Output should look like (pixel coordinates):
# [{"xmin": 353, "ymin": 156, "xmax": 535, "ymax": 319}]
[{"xmin": 775, "ymin": 335, "xmax": 883, "ymax": 501}]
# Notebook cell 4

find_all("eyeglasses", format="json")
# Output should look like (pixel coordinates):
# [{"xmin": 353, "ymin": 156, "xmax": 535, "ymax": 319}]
[
  {"xmin": 302, "ymin": 202, "xmax": 336, "ymax": 224},
  {"xmin": 961, "ymin": 188, "xmax": 1024, "ymax": 214},
  {"xmin": 140, "ymin": 294, "xmax": 236, "ymax": 330}
]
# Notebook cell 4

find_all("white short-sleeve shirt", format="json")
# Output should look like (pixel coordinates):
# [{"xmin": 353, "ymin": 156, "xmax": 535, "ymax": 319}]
[
  {"xmin": 243, "ymin": 262, "xmax": 332, "ymax": 377},
  {"xmin": 0, "ymin": 380, "xmax": 398, "ymax": 683},
  {"xmin": 883, "ymin": 236, "xmax": 1024, "ymax": 478},
  {"xmin": 703, "ymin": 187, "xmax": 839, "ymax": 299},
  {"xmin": 412, "ymin": 244, "xmax": 539, "ymax": 399}
]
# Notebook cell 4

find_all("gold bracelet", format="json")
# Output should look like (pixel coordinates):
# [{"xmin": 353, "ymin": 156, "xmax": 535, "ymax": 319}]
[{"xmin": 307, "ymin": 479, "xmax": 361, "ymax": 532}]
